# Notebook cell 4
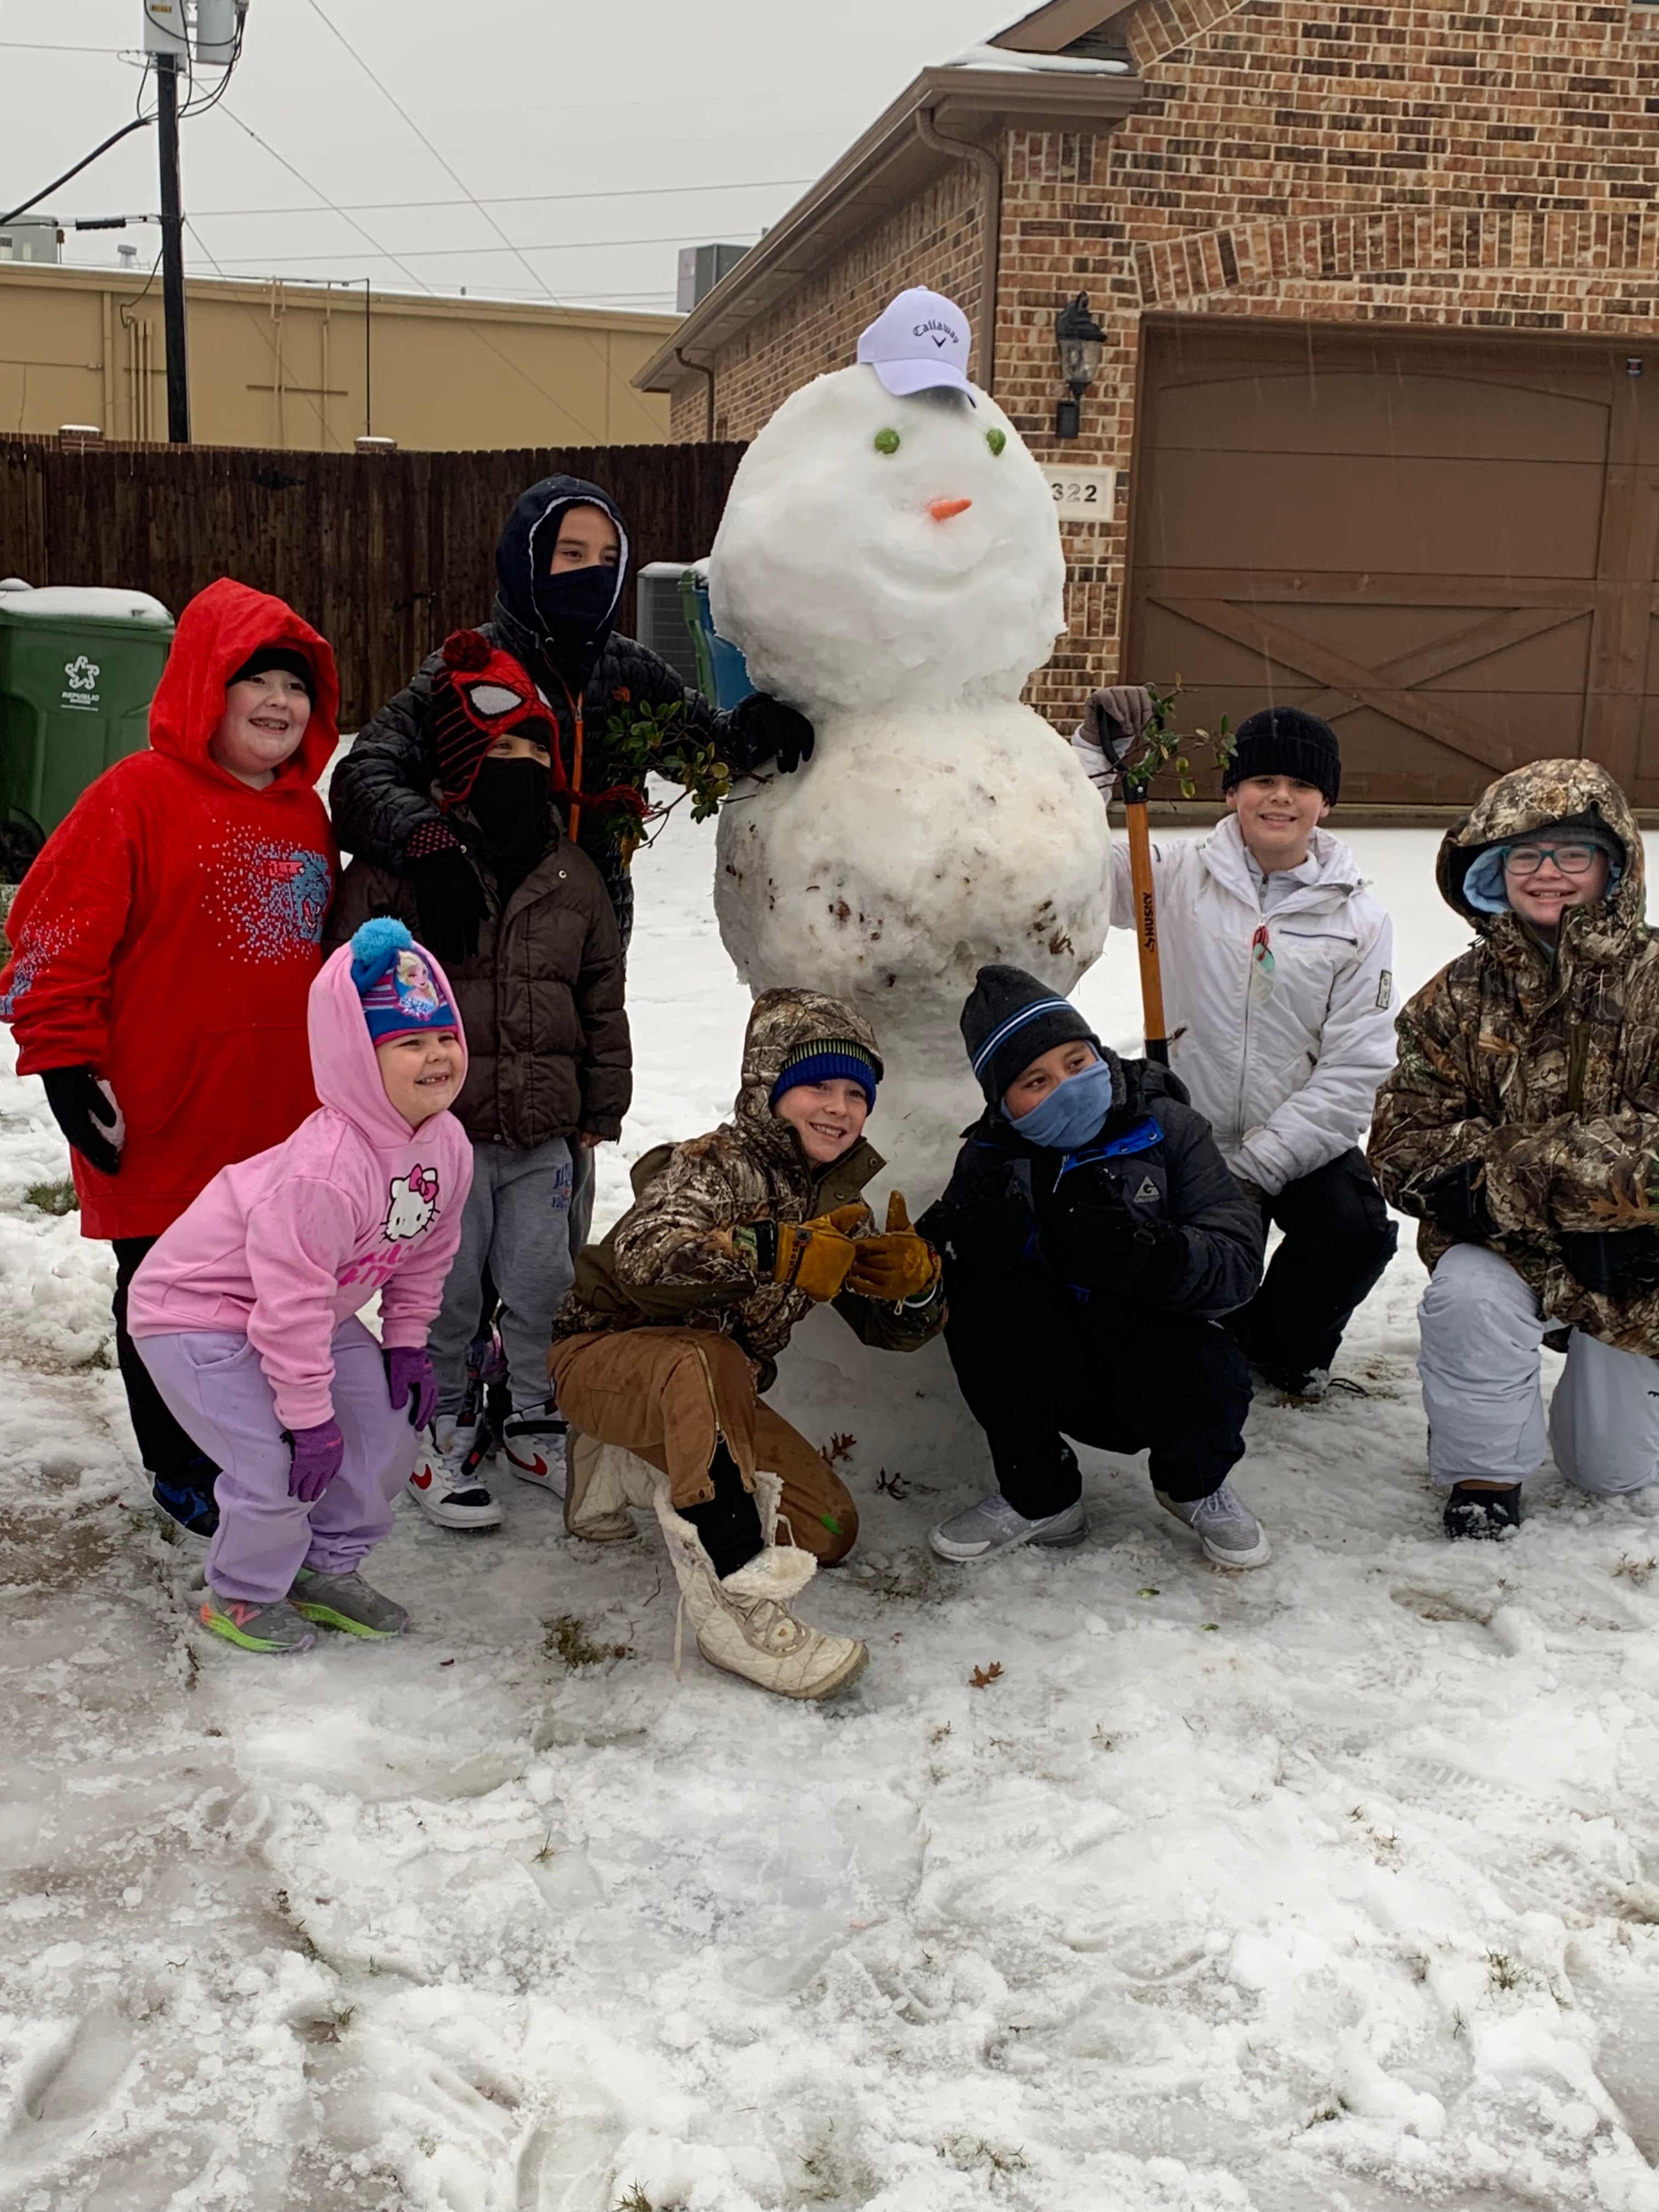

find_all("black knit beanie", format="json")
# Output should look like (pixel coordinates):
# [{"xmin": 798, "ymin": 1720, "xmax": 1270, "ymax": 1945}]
[
  {"xmin": 961, "ymin": 964, "xmax": 1099, "ymax": 1104},
  {"xmin": 1222, "ymin": 706, "xmax": 1340, "ymax": 805},
  {"xmin": 228, "ymin": 645, "xmax": 314, "ymax": 697}
]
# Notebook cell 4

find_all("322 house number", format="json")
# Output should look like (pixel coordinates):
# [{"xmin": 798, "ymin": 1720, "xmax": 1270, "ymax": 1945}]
[{"xmin": 1042, "ymin": 466, "xmax": 1115, "ymax": 523}]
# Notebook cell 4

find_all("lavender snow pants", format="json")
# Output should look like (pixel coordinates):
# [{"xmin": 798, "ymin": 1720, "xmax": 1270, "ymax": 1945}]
[{"xmin": 137, "ymin": 1319, "xmax": 417, "ymax": 1605}]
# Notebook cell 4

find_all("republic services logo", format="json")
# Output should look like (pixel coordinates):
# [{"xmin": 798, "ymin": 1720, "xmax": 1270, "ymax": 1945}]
[{"xmin": 63, "ymin": 655, "xmax": 100, "ymax": 690}]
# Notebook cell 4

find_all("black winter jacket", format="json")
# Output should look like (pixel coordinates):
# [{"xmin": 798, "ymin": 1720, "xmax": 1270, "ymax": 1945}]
[
  {"xmin": 919, "ymin": 1056, "xmax": 1264, "ymax": 1317},
  {"xmin": 329, "ymin": 612, "xmax": 758, "ymax": 945}
]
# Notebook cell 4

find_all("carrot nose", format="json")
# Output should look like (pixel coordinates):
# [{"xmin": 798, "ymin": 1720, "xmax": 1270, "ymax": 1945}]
[{"xmin": 928, "ymin": 496, "xmax": 973, "ymax": 522}]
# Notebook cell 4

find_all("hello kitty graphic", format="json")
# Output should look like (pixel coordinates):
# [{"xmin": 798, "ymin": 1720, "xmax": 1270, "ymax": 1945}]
[{"xmin": 384, "ymin": 1164, "xmax": 440, "ymax": 1242}]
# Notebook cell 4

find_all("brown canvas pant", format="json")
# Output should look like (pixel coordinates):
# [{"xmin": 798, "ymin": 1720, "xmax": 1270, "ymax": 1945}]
[{"xmin": 550, "ymin": 1327, "xmax": 857, "ymax": 1564}]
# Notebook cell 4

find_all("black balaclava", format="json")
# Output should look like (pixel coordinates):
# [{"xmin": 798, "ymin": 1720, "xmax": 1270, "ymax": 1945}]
[
  {"xmin": 466, "ymin": 755, "xmax": 552, "ymax": 889},
  {"xmin": 493, "ymin": 475, "xmax": 630, "ymax": 685}
]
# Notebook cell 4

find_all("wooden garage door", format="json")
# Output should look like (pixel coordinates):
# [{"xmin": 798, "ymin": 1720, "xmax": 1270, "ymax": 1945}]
[{"xmin": 1125, "ymin": 318, "xmax": 1659, "ymax": 808}]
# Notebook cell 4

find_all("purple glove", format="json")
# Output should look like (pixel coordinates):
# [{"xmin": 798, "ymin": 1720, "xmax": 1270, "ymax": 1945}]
[
  {"xmin": 384, "ymin": 1345, "xmax": 437, "ymax": 1430},
  {"xmin": 287, "ymin": 1420, "xmax": 345, "ymax": 1504}
]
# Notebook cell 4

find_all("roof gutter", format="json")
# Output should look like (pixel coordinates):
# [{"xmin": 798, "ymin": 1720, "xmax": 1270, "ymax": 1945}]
[
  {"xmin": 915, "ymin": 108, "xmax": 1001, "ymax": 394},
  {"xmin": 674, "ymin": 347, "xmax": 716, "ymax": 440}
]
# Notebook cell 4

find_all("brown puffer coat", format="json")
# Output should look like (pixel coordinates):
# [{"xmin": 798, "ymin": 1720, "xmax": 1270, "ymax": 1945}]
[
  {"xmin": 553, "ymin": 987, "xmax": 944, "ymax": 1382},
  {"xmin": 1369, "ymin": 759, "xmax": 1659, "ymax": 1351},
  {"xmin": 325, "ymin": 823, "xmax": 629, "ymax": 1147}
]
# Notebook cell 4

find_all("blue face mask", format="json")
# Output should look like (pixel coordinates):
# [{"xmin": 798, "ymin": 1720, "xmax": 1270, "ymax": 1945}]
[{"xmin": 1008, "ymin": 1054, "xmax": 1115, "ymax": 1151}]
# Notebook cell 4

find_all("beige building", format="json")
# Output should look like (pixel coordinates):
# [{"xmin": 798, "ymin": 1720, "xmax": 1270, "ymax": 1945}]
[
  {"xmin": 636, "ymin": 0, "xmax": 1659, "ymax": 809},
  {"xmin": 1, "ymin": 263, "xmax": 675, "ymax": 450}
]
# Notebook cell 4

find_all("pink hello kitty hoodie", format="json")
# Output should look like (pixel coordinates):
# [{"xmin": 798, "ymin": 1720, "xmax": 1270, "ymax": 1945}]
[{"xmin": 127, "ymin": 943, "xmax": 473, "ymax": 1429}]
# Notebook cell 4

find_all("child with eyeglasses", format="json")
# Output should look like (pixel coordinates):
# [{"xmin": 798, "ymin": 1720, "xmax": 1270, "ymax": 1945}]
[{"xmin": 1370, "ymin": 760, "xmax": 1659, "ymax": 1538}]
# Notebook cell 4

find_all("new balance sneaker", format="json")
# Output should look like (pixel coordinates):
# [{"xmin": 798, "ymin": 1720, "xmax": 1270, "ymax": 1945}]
[
  {"xmin": 291, "ymin": 1567, "xmax": 409, "ymax": 1637},
  {"xmin": 408, "ymin": 1416, "xmax": 503, "ymax": 1532},
  {"xmin": 928, "ymin": 1490, "xmax": 1087, "ymax": 1562},
  {"xmin": 1157, "ymin": 1481, "xmax": 1272, "ymax": 1567},
  {"xmin": 501, "ymin": 1407, "xmax": 568, "ymax": 1498},
  {"xmin": 199, "ymin": 1587, "xmax": 317, "ymax": 1654},
  {"xmin": 1443, "ymin": 1483, "xmax": 1522, "ymax": 1541}
]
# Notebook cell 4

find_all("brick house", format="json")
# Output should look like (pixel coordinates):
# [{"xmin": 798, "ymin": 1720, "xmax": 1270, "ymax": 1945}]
[{"xmin": 636, "ymin": 1, "xmax": 1659, "ymax": 810}]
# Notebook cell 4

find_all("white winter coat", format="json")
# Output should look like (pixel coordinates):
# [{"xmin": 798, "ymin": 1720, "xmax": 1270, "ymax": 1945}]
[{"xmin": 1089, "ymin": 775, "xmax": 1396, "ymax": 1193}]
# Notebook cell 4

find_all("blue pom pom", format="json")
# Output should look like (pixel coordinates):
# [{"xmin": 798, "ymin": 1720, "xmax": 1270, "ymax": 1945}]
[{"xmin": 349, "ymin": 915, "xmax": 414, "ymax": 990}]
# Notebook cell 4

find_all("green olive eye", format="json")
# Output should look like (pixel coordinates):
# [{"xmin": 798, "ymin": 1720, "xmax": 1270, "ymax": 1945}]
[
  {"xmin": 874, "ymin": 428, "xmax": 900, "ymax": 455},
  {"xmin": 986, "ymin": 427, "xmax": 1006, "ymax": 456}
]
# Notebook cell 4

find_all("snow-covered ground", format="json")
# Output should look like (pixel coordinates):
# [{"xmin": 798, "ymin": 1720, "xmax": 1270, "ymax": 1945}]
[{"xmin": 4, "ymin": 812, "xmax": 1659, "ymax": 2212}]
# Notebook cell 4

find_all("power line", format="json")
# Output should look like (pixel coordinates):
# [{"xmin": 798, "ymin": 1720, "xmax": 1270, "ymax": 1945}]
[
  {"xmin": 182, "ymin": 176, "xmax": 811, "ymax": 219},
  {"xmin": 1, "ymin": 116, "xmax": 151, "ymax": 227},
  {"xmin": 217, "ymin": 105, "xmax": 436, "ymax": 295},
  {"xmin": 230, "ymin": 229, "xmax": 760, "ymax": 265}
]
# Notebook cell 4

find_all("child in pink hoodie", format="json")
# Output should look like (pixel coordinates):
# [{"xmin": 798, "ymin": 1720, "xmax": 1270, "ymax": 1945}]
[{"xmin": 128, "ymin": 919, "xmax": 473, "ymax": 1652}]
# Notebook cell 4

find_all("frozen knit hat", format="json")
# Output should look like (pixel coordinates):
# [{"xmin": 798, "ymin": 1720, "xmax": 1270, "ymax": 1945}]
[
  {"xmin": 769, "ymin": 1036, "xmax": 881, "ymax": 1111},
  {"xmin": 430, "ymin": 628, "xmax": 565, "ymax": 811},
  {"xmin": 961, "ymin": 964, "xmax": 1099, "ymax": 1105},
  {"xmin": 348, "ymin": 918, "xmax": 458, "ymax": 1045},
  {"xmin": 228, "ymin": 645, "xmax": 313, "ymax": 696},
  {"xmin": 1222, "ymin": 706, "xmax": 1341, "ymax": 806},
  {"xmin": 1461, "ymin": 813, "xmax": 1626, "ymax": 916}
]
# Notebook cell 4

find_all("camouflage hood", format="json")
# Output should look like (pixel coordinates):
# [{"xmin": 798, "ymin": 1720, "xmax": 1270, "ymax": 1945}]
[
  {"xmin": 733, "ymin": 988, "xmax": 884, "ymax": 1133},
  {"xmin": 1437, "ymin": 759, "xmax": 1644, "ymax": 960}
]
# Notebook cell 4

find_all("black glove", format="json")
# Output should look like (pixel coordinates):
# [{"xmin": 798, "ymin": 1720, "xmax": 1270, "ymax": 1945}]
[
  {"xmin": 1422, "ymin": 1158, "xmax": 1496, "ymax": 1245},
  {"xmin": 1039, "ymin": 1199, "xmax": 1186, "ymax": 1299},
  {"xmin": 1558, "ymin": 1229, "xmax": 1659, "ymax": 1297},
  {"xmin": 728, "ymin": 692, "xmax": 815, "ymax": 776},
  {"xmin": 1080, "ymin": 685, "xmax": 1157, "ymax": 773},
  {"xmin": 409, "ymin": 847, "xmax": 487, "ymax": 964},
  {"xmin": 41, "ymin": 1066, "xmax": 122, "ymax": 1177}
]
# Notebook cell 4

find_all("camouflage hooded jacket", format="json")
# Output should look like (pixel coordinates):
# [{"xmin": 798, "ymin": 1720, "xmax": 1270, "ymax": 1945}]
[
  {"xmin": 1368, "ymin": 759, "xmax": 1659, "ymax": 1351},
  {"xmin": 552, "ymin": 987, "xmax": 944, "ymax": 1379}
]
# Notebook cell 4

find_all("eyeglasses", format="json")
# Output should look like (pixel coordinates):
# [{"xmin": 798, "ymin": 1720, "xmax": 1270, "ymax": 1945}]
[{"xmin": 1502, "ymin": 843, "xmax": 1602, "ymax": 878}]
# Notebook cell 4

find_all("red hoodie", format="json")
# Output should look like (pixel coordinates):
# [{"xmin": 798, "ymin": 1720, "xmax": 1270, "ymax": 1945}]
[{"xmin": 0, "ymin": 579, "xmax": 340, "ymax": 1240}]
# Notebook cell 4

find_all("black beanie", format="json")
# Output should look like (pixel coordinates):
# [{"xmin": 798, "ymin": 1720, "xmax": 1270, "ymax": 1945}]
[
  {"xmin": 1222, "ymin": 706, "xmax": 1340, "ymax": 805},
  {"xmin": 961, "ymin": 964, "xmax": 1099, "ymax": 1104},
  {"xmin": 228, "ymin": 645, "xmax": 313, "ymax": 697}
]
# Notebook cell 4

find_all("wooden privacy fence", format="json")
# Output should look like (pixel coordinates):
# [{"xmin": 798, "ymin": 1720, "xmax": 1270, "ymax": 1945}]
[{"xmin": 0, "ymin": 437, "xmax": 748, "ymax": 729}]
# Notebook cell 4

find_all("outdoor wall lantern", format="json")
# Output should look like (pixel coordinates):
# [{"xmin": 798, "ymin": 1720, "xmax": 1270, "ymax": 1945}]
[{"xmin": 1054, "ymin": 292, "xmax": 1107, "ymax": 439}]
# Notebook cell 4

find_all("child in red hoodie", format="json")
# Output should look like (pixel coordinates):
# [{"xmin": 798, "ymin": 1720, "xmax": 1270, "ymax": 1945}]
[
  {"xmin": 0, "ymin": 579, "xmax": 340, "ymax": 1537},
  {"xmin": 127, "ymin": 919, "xmax": 472, "ymax": 1652}
]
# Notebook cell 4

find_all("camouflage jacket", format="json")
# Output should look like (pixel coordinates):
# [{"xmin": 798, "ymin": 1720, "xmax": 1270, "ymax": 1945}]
[
  {"xmin": 1368, "ymin": 759, "xmax": 1659, "ymax": 1351},
  {"xmin": 552, "ymin": 988, "xmax": 944, "ymax": 1380}
]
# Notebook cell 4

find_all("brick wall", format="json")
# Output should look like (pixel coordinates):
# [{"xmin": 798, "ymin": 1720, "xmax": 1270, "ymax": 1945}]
[{"xmin": 689, "ymin": 1, "xmax": 1659, "ymax": 723}]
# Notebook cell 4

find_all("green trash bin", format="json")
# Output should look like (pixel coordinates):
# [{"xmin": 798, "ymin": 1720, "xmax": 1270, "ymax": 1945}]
[{"xmin": 0, "ymin": 584, "xmax": 174, "ymax": 873}]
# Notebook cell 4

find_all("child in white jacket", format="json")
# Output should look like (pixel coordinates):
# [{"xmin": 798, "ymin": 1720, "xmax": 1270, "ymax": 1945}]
[{"xmin": 1074, "ymin": 699, "xmax": 1397, "ymax": 1396}]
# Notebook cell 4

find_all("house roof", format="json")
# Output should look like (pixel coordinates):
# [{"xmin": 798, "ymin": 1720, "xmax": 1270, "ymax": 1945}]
[
  {"xmin": 990, "ymin": 0, "xmax": 1135, "ymax": 49},
  {"xmin": 632, "ymin": 25, "xmax": 1143, "ymax": 395}
]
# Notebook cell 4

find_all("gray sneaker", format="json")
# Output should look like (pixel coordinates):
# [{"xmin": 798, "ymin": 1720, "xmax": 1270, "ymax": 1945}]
[
  {"xmin": 290, "ymin": 1568, "xmax": 409, "ymax": 1638},
  {"xmin": 199, "ymin": 1588, "xmax": 317, "ymax": 1654},
  {"xmin": 1156, "ymin": 1481, "xmax": 1271, "ymax": 1568},
  {"xmin": 929, "ymin": 1491, "xmax": 1087, "ymax": 1562}
]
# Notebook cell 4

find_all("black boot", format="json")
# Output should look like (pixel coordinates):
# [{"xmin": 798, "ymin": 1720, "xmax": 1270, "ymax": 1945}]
[{"xmin": 1443, "ymin": 1483, "xmax": 1521, "ymax": 1541}]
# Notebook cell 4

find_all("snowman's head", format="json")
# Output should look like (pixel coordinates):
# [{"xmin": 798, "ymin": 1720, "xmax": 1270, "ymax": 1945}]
[{"xmin": 709, "ymin": 365, "xmax": 1066, "ymax": 716}]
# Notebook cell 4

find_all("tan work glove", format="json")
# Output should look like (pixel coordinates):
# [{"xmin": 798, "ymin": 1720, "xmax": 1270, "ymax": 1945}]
[
  {"xmin": 845, "ymin": 1192, "xmax": 943, "ymax": 1302},
  {"xmin": 772, "ymin": 1204, "xmax": 870, "ymax": 1302}
]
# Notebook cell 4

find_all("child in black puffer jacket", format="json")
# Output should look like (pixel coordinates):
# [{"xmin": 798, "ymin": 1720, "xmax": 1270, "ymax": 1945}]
[{"xmin": 918, "ymin": 965, "xmax": 1268, "ymax": 1569}]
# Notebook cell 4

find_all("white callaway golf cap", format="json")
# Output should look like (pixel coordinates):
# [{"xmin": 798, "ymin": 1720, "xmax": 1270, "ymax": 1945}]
[{"xmin": 856, "ymin": 286, "xmax": 974, "ymax": 399}]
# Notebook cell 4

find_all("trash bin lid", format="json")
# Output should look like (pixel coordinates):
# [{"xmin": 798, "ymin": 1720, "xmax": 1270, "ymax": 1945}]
[{"xmin": 0, "ymin": 585, "xmax": 173, "ymax": 625}]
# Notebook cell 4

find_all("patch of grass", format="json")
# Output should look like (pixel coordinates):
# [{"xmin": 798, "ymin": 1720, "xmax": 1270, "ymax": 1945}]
[
  {"xmin": 545, "ymin": 1613, "xmax": 607, "ymax": 1669},
  {"xmin": 24, "ymin": 1177, "xmax": 78, "ymax": 1216},
  {"xmin": 1614, "ymin": 1554, "xmax": 1657, "ymax": 1587},
  {"xmin": 614, "ymin": 2189, "xmax": 653, "ymax": 2212}
]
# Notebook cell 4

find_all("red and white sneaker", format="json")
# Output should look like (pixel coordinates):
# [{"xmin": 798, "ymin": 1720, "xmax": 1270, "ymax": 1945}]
[
  {"xmin": 501, "ymin": 1409, "xmax": 568, "ymax": 1499},
  {"xmin": 408, "ymin": 1416, "xmax": 503, "ymax": 1532}
]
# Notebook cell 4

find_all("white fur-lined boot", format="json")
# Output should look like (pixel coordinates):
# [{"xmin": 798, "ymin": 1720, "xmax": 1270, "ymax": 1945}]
[
  {"xmin": 563, "ymin": 1432, "xmax": 658, "ymax": 1542},
  {"xmin": 653, "ymin": 1470, "xmax": 868, "ymax": 1701}
]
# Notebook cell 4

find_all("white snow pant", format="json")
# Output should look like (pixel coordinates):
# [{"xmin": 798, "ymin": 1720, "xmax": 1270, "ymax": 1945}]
[{"xmin": 1418, "ymin": 1243, "xmax": 1659, "ymax": 1494}]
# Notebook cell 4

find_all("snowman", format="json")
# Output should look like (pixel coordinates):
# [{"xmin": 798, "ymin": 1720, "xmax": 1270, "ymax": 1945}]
[{"xmin": 709, "ymin": 287, "xmax": 1112, "ymax": 1206}]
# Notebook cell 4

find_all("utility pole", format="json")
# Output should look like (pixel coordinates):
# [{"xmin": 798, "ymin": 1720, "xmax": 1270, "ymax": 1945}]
[{"xmin": 155, "ymin": 48, "xmax": 190, "ymax": 442}]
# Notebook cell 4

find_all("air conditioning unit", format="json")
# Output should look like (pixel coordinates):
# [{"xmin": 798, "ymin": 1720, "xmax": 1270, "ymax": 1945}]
[{"xmin": 636, "ymin": 562, "xmax": 702, "ymax": 687}]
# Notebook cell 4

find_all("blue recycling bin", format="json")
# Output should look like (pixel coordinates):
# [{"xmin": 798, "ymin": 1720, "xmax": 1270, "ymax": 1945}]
[{"xmin": 677, "ymin": 565, "xmax": 755, "ymax": 710}]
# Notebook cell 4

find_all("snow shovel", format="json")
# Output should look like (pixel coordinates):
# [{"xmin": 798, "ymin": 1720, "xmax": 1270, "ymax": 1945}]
[{"xmin": 1122, "ymin": 785, "xmax": 1170, "ymax": 1066}]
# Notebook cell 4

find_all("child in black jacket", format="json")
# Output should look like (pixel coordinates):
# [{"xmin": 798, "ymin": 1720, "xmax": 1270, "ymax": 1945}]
[{"xmin": 919, "ymin": 966, "xmax": 1268, "ymax": 1567}]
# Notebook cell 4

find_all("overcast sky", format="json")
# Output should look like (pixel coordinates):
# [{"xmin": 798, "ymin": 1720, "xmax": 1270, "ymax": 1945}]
[{"xmin": 1, "ymin": 0, "xmax": 1012, "ymax": 314}]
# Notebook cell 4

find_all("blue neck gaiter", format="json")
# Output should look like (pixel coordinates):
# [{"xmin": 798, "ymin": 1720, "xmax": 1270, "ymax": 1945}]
[{"xmin": 1008, "ymin": 1056, "xmax": 1116, "ymax": 1152}]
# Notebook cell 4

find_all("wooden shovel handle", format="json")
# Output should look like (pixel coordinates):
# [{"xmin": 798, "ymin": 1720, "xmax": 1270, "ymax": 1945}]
[{"xmin": 1124, "ymin": 794, "xmax": 1169, "ymax": 1065}]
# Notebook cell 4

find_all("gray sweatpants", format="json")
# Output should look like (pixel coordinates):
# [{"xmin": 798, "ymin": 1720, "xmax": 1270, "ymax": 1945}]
[
  {"xmin": 1419, "ymin": 1243, "xmax": 1659, "ymax": 1494},
  {"xmin": 428, "ymin": 1137, "xmax": 574, "ymax": 1417}
]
